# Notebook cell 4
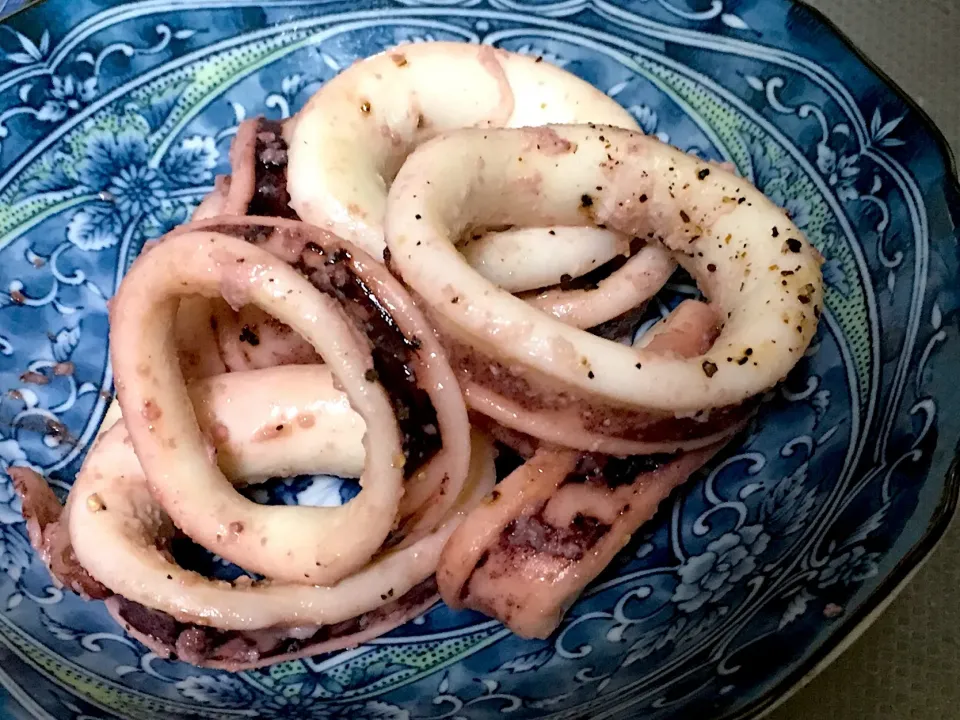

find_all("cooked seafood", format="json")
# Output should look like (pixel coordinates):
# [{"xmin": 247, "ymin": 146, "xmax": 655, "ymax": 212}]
[
  {"xmin": 385, "ymin": 124, "xmax": 823, "ymax": 451},
  {"xmin": 9, "ymin": 43, "xmax": 823, "ymax": 669}
]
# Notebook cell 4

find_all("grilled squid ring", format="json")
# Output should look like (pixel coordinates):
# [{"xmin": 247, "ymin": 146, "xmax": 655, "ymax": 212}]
[
  {"xmin": 110, "ymin": 217, "xmax": 470, "ymax": 584},
  {"xmin": 385, "ymin": 125, "xmax": 823, "ymax": 449},
  {"xmin": 66, "ymin": 400, "xmax": 495, "ymax": 633},
  {"xmin": 286, "ymin": 42, "xmax": 671, "ymax": 323}
]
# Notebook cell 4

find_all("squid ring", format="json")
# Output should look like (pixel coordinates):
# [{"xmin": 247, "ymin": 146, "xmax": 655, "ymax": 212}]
[
  {"xmin": 385, "ymin": 125, "xmax": 823, "ymax": 447},
  {"xmin": 110, "ymin": 218, "xmax": 469, "ymax": 584},
  {"xmin": 66, "ymin": 396, "xmax": 494, "ymax": 632},
  {"xmin": 286, "ymin": 42, "xmax": 670, "ymax": 324}
]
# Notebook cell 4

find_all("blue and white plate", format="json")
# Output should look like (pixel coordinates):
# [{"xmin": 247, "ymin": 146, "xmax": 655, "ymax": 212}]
[{"xmin": 0, "ymin": 1, "xmax": 957, "ymax": 718}]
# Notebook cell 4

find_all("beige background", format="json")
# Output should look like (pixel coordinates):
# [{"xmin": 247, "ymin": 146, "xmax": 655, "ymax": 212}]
[{"xmin": 772, "ymin": 1, "xmax": 960, "ymax": 719}]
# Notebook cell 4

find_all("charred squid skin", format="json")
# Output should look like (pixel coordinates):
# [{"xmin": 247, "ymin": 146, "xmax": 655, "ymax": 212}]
[
  {"xmin": 444, "ymin": 442, "xmax": 728, "ymax": 638},
  {"xmin": 186, "ymin": 116, "xmax": 320, "ymax": 375}
]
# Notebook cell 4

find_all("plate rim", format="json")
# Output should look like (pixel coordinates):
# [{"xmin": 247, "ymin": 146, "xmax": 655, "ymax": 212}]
[
  {"xmin": 0, "ymin": 1, "xmax": 956, "ymax": 719},
  {"xmin": 716, "ymin": 4, "xmax": 960, "ymax": 717}
]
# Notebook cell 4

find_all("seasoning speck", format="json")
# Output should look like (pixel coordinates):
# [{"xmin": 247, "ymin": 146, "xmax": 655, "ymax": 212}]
[
  {"xmin": 364, "ymin": 368, "xmax": 379, "ymax": 383},
  {"xmin": 580, "ymin": 193, "xmax": 594, "ymax": 207},
  {"xmin": 702, "ymin": 360, "xmax": 718, "ymax": 378},
  {"xmin": 785, "ymin": 238, "xmax": 802, "ymax": 253},
  {"xmin": 86, "ymin": 494, "xmax": 106, "ymax": 512},
  {"xmin": 697, "ymin": 168, "xmax": 711, "ymax": 180},
  {"xmin": 238, "ymin": 325, "xmax": 260, "ymax": 346}
]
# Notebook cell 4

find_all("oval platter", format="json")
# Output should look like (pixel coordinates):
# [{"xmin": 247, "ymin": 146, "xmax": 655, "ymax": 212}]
[{"xmin": 0, "ymin": 1, "xmax": 957, "ymax": 719}]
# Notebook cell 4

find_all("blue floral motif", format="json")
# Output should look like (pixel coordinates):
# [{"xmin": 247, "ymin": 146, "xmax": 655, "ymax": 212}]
[
  {"xmin": 672, "ymin": 526, "xmax": 770, "ymax": 613},
  {"xmin": 141, "ymin": 200, "xmax": 189, "ymax": 239},
  {"xmin": 66, "ymin": 132, "xmax": 217, "ymax": 250},
  {"xmin": 108, "ymin": 165, "xmax": 167, "ymax": 218},
  {"xmin": 817, "ymin": 144, "xmax": 860, "ymax": 202},
  {"xmin": 160, "ymin": 136, "xmax": 218, "ymax": 187},
  {"xmin": 37, "ymin": 75, "xmax": 98, "ymax": 122},
  {"xmin": 817, "ymin": 547, "xmax": 880, "ymax": 589}
]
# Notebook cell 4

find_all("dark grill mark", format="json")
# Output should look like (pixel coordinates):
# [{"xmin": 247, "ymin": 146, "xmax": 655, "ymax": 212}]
[
  {"xmin": 295, "ymin": 244, "xmax": 441, "ymax": 475},
  {"xmin": 248, "ymin": 118, "xmax": 298, "ymax": 220},
  {"xmin": 561, "ymin": 452, "xmax": 674, "ymax": 489},
  {"xmin": 500, "ymin": 504, "xmax": 610, "ymax": 560},
  {"xmin": 113, "ymin": 577, "xmax": 438, "ymax": 665}
]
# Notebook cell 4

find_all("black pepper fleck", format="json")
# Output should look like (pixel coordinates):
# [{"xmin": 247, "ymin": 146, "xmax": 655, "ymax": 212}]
[
  {"xmin": 702, "ymin": 360, "xmax": 718, "ymax": 378},
  {"xmin": 238, "ymin": 325, "xmax": 260, "ymax": 346}
]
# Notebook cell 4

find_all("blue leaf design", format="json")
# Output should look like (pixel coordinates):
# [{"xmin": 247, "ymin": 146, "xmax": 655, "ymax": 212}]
[
  {"xmin": 79, "ymin": 133, "xmax": 149, "ymax": 190},
  {"xmin": 816, "ymin": 144, "xmax": 837, "ymax": 175},
  {"xmin": 51, "ymin": 326, "xmax": 80, "ymax": 362},
  {"xmin": 344, "ymin": 658, "xmax": 413, "ymax": 687},
  {"xmin": 496, "ymin": 646, "xmax": 554, "ymax": 674},
  {"xmin": 14, "ymin": 30, "xmax": 43, "ymax": 61},
  {"xmin": 873, "ymin": 114, "xmax": 904, "ymax": 142},
  {"xmin": 761, "ymin": 462, "xmax": 818, "ymax": 536},
  {"xmin": 175, "ymin": 675, "xmax": 255, "ymax": 707},
  {"xmin": 624, "ymin": 617, "xmax": 685, "ymax": 666},
  {"xmin": 779, "ymin": 588, "xmax": 814, "ymax": 629},
  {"xmin": 132, "ymin": 80, "xmax": 189, "ymax": 134},
  {"xmin": 720, "ymin": 13, "xmax": 750, "ymax": 30},
  {"xmin": 161, "ymin": 135, "xmax": 218, "ymax": 188},
  {"xmin": 317, "ymin": 674, "xmax": 346, "ymax": 696},
  {"xmin": 821, "ymin": 258, "xmax": 850, "ymax": 297},
  {"xmin": 66, "ymin": 203, "xmax": 122, "ymax": 251},
  {"xmin": 333, "ymin": 701, "xmax": 409, "ymax": 720},
  {"xmin": 5, "ymin": 52, "xmax": 36, "ymax": 65},
  {"xmin": 39, "ymin": 610, "xmax": 82, "ymax": 641},
  {"xmin": 22, "ymin": 154, "xmax": 77, "ymax": 194},
  {"xmin": 0, "ymin": 525, "xmax": 30, "ymax": 583},
  {"xmin": 844, "ymin": 501, "xmax": 889, "ymax": 546}
]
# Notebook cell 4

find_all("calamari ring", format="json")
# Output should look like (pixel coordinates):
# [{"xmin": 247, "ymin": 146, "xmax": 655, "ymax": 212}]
[
  {"xmin": 180, "ymin": 215, "xmax": 472, "ymax": 544},
  {"xmin": 66, "ymin": 416, "xmax": 495, "ymax": 633},
  {"xmin": 111, "ymin": 225, "xmax": 409, "ymax": 585},
  {"xmin": 385, "ymin": 125, "xmax": 823, "ymax": 447},
  {"xmin": 286, "ymin": 42, "xmax": 670, "ymax": 322}
]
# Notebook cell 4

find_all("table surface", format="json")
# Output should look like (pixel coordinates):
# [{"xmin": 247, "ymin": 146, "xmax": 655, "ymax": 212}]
[{"xmin": 772, "ymin": 1, "xmax": 960, "ymax": 719}]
